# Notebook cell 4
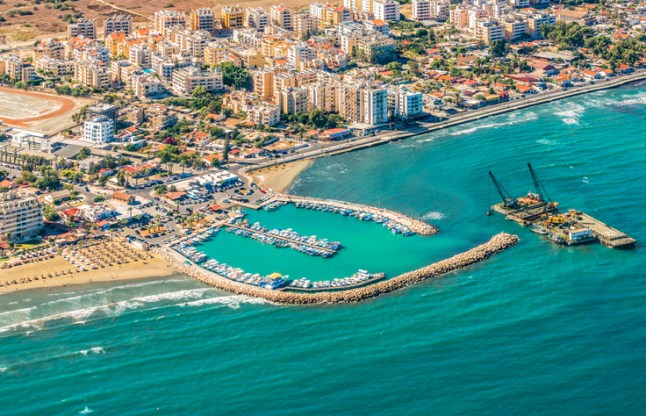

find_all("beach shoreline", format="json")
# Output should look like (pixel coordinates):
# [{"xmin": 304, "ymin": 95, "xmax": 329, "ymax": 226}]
[
  {"xmin": 251, "ymin": 159, "xmax": 313, "ymax": 193},
  {"xmin": 0, "ymin": 248, "xmax": 177, "ymax": 294}
]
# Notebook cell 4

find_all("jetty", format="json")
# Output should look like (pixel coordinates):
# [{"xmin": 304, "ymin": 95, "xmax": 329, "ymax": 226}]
[
  {"xmin": 489, "ymin": 164, "xmax": 636, "ymax": 249},
  {"xmin": 157, "ymin": 233, "xmax": 519, "ymax": 305},
  {"xmin": 271, "ymin": 193, "xmax": 438, "ymax": 236}
]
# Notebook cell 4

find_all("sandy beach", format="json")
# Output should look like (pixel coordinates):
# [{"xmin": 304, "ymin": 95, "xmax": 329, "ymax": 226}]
[
  {"xmin": 251, "ymin": 159, "xmax": 313, "ymax": 192},
  {"xmin": 0, "ymin": 244, "xmax": 177, "ymax": 294}
]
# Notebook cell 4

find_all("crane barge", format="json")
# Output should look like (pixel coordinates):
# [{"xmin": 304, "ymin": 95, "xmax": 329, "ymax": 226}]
[{"xmin": 488, "ymin": 164, "xmax": 636, "ymax": 249}]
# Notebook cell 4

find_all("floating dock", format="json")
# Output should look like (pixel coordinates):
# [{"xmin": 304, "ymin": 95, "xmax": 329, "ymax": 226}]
[{"xmin": 489, "ymin": 164, "xmax": 636, "ymax": 249}]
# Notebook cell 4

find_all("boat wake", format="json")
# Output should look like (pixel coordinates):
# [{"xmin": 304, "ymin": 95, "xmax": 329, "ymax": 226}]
[{"xmin": 78, "ymin": 347, "xmax": 105, "ymax": 356}]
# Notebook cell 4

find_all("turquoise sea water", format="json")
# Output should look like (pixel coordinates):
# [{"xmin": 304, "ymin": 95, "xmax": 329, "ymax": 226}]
[{"xmin": 1, "ymin": 83, "xmax": 645, "ymax": 415}]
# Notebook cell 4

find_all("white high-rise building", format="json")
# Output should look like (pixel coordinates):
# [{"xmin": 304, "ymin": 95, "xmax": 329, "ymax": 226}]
[
  {"xmin": 246, "ymin": 7, "xmax": 269, "ymax": 31},
  {"xmin": 398, "ymin": 90, "xmax": 423, "ymax": 119},
  {"xmin": 0, "ymin": 192, "xmax": 43, "ymax": 242},
  {"xmin": 373, "ymin": 0, "xmax": 400, "ymax": 21},
  {"xmin": 83, "ymin": 116, "xmax": 115, "ymax": 144},
  {"xmin": 412, "ymin": 0, "xmax": 431, "ymax": 21},
  {"xmin": 364, "ymin": 88, "xmax": 388, "ymax": 125}
]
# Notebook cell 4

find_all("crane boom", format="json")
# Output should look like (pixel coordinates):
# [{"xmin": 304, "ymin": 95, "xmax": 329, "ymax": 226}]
[
  {"xmin": 488, "ymin": 171, "xmax": 518, "ymax": 208},
  {"xmin": 527, "ymin": 163, "xmax": 551, "ymax": 202}
]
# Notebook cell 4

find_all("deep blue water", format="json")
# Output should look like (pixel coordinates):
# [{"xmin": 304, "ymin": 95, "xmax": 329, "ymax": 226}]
[{"xmin": 0, "ymin": 83, "xmax": 645, "ymax": 415}]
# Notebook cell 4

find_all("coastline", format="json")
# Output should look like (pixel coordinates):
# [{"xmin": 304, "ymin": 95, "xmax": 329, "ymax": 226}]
[
  {"xmin": 0, "ymin": 250, "xmax": 176, "ymax": 294},
  {"xmin": 251, "ymin": 159, "xmax": 313, "ymax": 193},
  {"xmin": 241, "ymin": 71, "xmax": 646, "ymax": 183}
]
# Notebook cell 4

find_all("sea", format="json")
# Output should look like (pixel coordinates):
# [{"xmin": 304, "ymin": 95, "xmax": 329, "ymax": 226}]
[{"xmin": 0, "ymin": 83, "xmax": 644, "ymax": 415}]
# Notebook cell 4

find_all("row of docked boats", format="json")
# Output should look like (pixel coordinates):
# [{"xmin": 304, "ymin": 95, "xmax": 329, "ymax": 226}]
[
  {"xmin": 226, "ymin": 220, "xmax": 341, "ymax": 258},
  {"xmin": 263, "ymin": 201, "xmax": 287, "ymax": 211},
  {"xmin": 201, "ymin": 259, "xmax": 288, "ymax": 290},
  {"xmin": 182, "ymin": 227, "xmax": 220, "ymax": 246},
  {"xmin": 173, "ymin": 245, "xmax": 208, "ymax": 263},
  {"xmin": 292, "ymin": 201, "xmax": 414, "ymax": 236},
  {"xmin": 288, "ymin": 269, "xmax": 386, "ymax": 290}
]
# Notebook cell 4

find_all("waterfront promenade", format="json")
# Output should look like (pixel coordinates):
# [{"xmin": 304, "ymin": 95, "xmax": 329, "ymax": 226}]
[{"xmin": 157, "ymin": 232, "xmax": 518, "ymax": 305}]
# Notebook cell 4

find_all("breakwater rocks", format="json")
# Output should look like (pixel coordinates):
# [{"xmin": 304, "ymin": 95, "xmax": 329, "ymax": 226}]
[
  {"xmin": 156, "ymin": 232, "xmax": 518, "ymax": 305},
  {"xmin": 272, "ymin": 193, "xmax": 438, "ymax": 236}
]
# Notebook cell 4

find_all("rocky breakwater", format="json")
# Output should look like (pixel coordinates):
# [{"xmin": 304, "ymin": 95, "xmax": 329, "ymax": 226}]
[
  {"xmin": 272, "ymin": 193, "xmax": 438, "ymax": 236},
  {"xmin": 157, "ymin": 232, "xmax": 519, "ymax": 305}
]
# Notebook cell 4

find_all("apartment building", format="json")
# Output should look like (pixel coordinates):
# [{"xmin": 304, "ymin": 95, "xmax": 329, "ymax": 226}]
[
  {"xmin": 245, "ymin": 7, "xmax": 269, "ymax": 31},
  {"xmin": 190, "ymin": 8, "xmax": 214, "ymax": 32},
  {"xmin": 222, "ymin": 6, "xmax": 245, "ymax": 30},
  {"xmin": 204, "ymin": 41, "xmax": 230, "ymax": 66},
  {"xmin": 74, "ymin": 61, "xmax": 111, "ymax": 88},
  {"xmin": 247, "ymin": 104, "xmax": 281, "ymax": 126},
  {"xmin": 35, "ymin": 56, "xmax": 75, "ymax": 76},
  {"xmin": 502, "ymin": 18, "xmax": 528, "ymax": 41},
  {"xmin": 412, "ymin": 0, "xmax": 431, "ymax": 21},
  {"xmin": 363, "ymin": 88, "xmax": 388, "ymax": 125},
  {"xmin": 104, "ymin": 14, "xmax": 132, "ymax": 37},
  {"xmin": 0, "ymin": 55, "xmax": 35, "ymax": 82},
  {"xmin": 0, "ymin": 192, "xmax": 43, "ymax": 243},
  {"xmin": 34, "ymin": 39, "xmax": 65, "ymax": 60},
  {"xmin": 372, "ymin": 0, "xmax": 400, "ymax": 22},
  {"xmin": 83, "ymin": 116, "xmax": 115, "ymax": 144},
  {"xmin": 280, "ymin": 87, "xmax": 309, "ymax": 114},
  {"xmin": 476, "ymin": 20, "xmax": 504, "ymax": 44},
  {"xmin": 270, "ymin": 4, "xmax": 294, "ymax": 30},
  {"xmin": 68, "ymin": 19, "xmax": 97, "ymax": 39},
  {"xmin": 171, "ymin": 66, "xmax": 223, "ymax": 95},
  {"xmin": 252, "ymin": 69, "xmax": 274, "ymax": 100},
  {"xmin": 294, "ymin": 14, "xmax": 318, "ymax": 38},
  {"xmin": 154, "ymin": 11, "xmax": 187, "ymax": 36}
]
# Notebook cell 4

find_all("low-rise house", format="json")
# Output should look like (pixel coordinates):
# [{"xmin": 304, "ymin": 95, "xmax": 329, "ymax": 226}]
[
  {"xmin": 111, "ymin": 192, "xmax": 136, "ymax": 205},
  {"xmin": 45, "ymin": 190, "xmax": 73, "ymax": 204}
]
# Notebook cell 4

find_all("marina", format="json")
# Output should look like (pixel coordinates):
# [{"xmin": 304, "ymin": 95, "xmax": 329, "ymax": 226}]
[{"xmin": 489, "ymin": 164, "xmax": 636, "ymax": 249}]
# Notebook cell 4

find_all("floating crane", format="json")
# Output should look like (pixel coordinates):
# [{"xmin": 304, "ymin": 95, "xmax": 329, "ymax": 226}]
[{"xmin": 488, "ymin": 171, "xmax": 518, "ymax": 209}]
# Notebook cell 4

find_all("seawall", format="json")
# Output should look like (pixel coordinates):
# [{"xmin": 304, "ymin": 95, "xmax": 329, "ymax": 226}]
[
  {"xmin": 271, "ymin": 193, "xmax": 438, "ymax": 236},
  {"xmin": 156, "ymin": 232, "xmax": 519, "ymax": 305}
]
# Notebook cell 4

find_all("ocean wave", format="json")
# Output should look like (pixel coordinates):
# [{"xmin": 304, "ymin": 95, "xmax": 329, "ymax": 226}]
[
  {"xmin": 536, "ymin": 139, "xmax": 557, "ymax": 146},
  {"xmin": 0, "ymin": 300, "xmax": 144, "ymax": 334},
  {"xmin": 449, "ymin": 112, "xmax": 538, "ymax": 136},
  {"xmin": 79, "ymin": 407, "xmax": 94, "ymax": 414},
  {"xmin": 133, "ymin": 288, "xmax": 212, "ymax": 303},
  {"xmin": 422, "ymin": 211, "xmax": 445, "ymax": 221},
  {"xmin": 179, "ymin": 295, "xmax": 272, "ymax": 309},
  {"xmin": 0, "ymin": 367, "xmax": 7, "ymax": 373},
  {"xmin": 614, "ymin": 94, "xmax": 646, "ymax": 107},
  {"xmin": 555, "ymin": 103, "xmax": 585, "ymax": 125}
]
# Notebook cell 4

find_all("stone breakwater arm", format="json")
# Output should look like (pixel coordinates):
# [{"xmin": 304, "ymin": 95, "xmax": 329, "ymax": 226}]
[
  {"xmin": 157, "ymin": 232, "xmax": 518, "ymax": 305},
  {"xmin": 272, "ymin": 193, "xmax": 438, "ymax": 236}
]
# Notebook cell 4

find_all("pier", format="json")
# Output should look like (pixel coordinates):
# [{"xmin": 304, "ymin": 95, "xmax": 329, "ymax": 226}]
[
  {"xmin": 574, "ymin": 212, "xmax": 636, "ymax": 249},
  {"xmin": 223, "ymin": 223, "xmax": 338, "ymax": 255}
]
